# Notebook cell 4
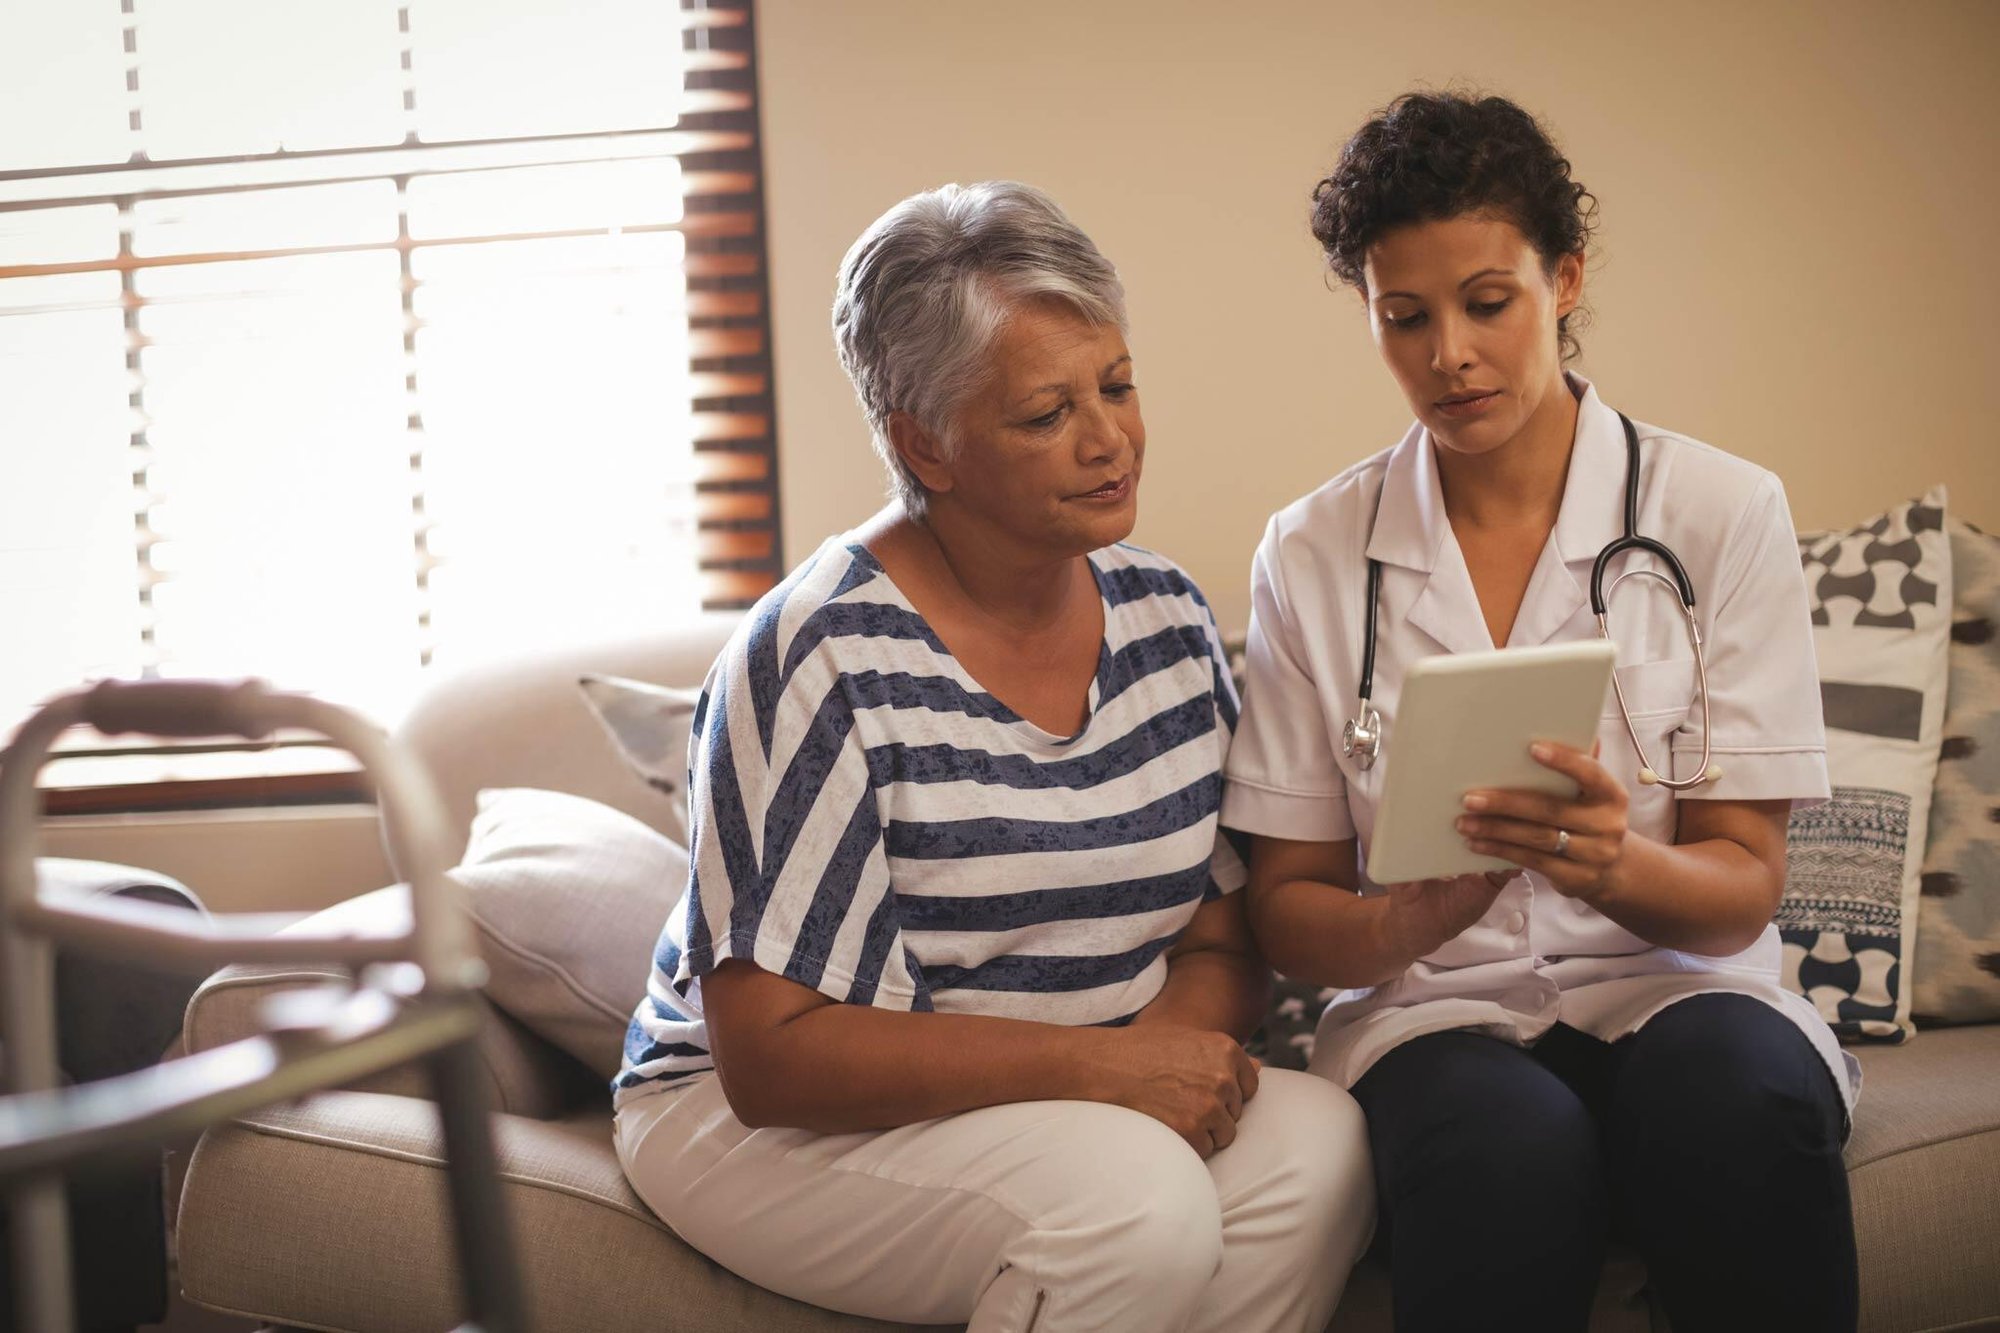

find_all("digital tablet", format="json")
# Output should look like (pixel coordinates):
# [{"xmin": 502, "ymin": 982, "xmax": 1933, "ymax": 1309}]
[{"xmin": 1364, "ymin": 639, "xmax": 1617, "ymax": 886}]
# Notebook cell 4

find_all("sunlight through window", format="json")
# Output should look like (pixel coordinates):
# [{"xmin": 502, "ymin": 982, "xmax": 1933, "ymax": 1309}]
[{"xmin": 0, "ymin": 1, "xmax": 773, "ymax": 788}]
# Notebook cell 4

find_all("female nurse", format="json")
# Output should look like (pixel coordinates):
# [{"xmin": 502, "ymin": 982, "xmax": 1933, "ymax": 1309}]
[{"xmin": 1222, "ymin": 91, "xmax": 1860, "ymax": 1333}]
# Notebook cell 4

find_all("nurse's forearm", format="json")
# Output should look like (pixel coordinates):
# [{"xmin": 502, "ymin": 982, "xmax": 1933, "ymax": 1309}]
[
  {"xmin": 1587, "ymin": 833, "xmax": 1781, "ymax": 956},
  {"xmin": 1130, "ymin": 946, "xmax": 1273, "ymax": 1042},
  {"xmin": 1251, "ymin": 877, "xmax": 1418, "ymax": 989}
]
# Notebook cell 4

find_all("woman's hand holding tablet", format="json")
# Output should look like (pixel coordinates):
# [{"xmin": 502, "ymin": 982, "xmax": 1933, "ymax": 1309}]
[
  {"xmin": 1458, "ymin": 739, "xmax": 1633, "ymax": 904},
  {"xmin": 1363, "ymin": 640, "xmax": 1617, "ymax": 886}
]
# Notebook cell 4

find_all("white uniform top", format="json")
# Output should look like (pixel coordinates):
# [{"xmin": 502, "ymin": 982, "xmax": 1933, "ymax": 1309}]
[{"xmin": 1221, "ymin": 374, "xmax": 1859, "ymax": 1114}]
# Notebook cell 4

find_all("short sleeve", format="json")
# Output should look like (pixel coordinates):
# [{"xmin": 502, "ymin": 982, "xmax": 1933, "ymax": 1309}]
[
  {"xmin": 679, "ymin": 638, "xmax": 924, "ymax": 1010},
  {"xmin": 1220, "ymin": 519, "xmax": 1357, "ymax": 841},
  {"xmin": 1672, "ymin": 472, "xmax": 1831, "ymax": 804}
]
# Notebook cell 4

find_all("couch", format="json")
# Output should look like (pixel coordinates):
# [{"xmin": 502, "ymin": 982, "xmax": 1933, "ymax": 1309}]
[{"xmin": 170, "ymin": 615, "xmax": 2000, "ymax": 1333}]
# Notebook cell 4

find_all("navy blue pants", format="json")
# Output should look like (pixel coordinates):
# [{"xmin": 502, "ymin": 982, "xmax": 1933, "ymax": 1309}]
[{"xmin": 1350, "ymin": 993, "xmax": 1857, "ymax": 1333}]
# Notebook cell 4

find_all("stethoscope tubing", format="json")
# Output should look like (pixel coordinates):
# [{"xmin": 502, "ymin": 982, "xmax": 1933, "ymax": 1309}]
[{"xmin": 1345, "ymin": 410, "xmax": 1718, "ymax": 791}]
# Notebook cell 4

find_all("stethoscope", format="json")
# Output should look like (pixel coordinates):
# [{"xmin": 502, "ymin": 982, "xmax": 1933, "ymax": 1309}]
[{"xmin": 1341, "ymin": 412, "xmax": 1720, "ymax": 790}]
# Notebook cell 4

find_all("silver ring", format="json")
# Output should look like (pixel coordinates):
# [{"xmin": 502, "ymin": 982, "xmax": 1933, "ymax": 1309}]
[{"xmin": 1553, "ymin": 828, "xmax": 1571, "ymax": 858}]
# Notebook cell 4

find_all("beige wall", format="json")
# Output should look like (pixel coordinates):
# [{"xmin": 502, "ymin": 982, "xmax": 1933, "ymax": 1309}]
[{"xmin": 761, "ymin": 0, "xmax": 1999, "ymax": 632}]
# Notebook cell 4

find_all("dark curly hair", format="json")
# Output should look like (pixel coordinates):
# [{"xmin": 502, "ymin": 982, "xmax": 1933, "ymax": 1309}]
[{"xmin": 1310, "ymin": 91, "xmax": 1598, "ymax": 361}]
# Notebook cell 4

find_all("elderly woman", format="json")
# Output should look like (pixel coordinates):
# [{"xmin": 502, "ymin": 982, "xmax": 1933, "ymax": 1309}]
[{"xmin": 611, "ymin": 182, "xmax": 1374, "ymax": 1331}]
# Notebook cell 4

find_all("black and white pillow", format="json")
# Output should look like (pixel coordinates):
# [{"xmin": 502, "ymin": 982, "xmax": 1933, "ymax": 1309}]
[
  {"xmin": 1247, "ymin": 976, "xmax": 1338, "ymax": 1071},
  {"xmin": 1913, "ymin": 518, "xmax": 2000, "ymax": 1025},
  {"xmin": 1780, "ymin": 487, "xmax": 1952, "ymax": 1042}
]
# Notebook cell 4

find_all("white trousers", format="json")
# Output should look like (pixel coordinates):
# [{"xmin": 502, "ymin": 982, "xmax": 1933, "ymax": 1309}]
[{"xmin": 614, "ymin": 1067, "xmax": 1375, "ymax": 1333}]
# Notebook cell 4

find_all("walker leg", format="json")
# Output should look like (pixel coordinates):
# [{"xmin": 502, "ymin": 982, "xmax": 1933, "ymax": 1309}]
[
  {"xmin": 426, "ymin": 1034, "xmax": 525, "ymax": 1333},
  {"xmin": 7, "ymin": 1177, "xmax": 74, "ymax": 1333},
  {"xmin": 4, "ymin": 930, "xmax": 74, "ymax": 1333}
]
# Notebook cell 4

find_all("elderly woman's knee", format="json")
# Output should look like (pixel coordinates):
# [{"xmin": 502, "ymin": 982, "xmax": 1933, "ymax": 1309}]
[
  {"xmin": 1248, "ymin": 1069, "xmax": 1374, "ymax": 1192},
  {"xmin": 1028, "ymin": 1104, "xmax": 1225, "ymax": 1274},
  {"xmin": 1227, "ymin": 1070, "xmax": 1377, "ymax": 1265}
]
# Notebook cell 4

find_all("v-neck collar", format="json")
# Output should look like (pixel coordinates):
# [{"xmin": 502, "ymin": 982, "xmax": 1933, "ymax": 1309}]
[
  {"xmin": 843, "ymin": 540, "xmax": 1114, "ymax": 747},
  {"xmin": 1368, "ymin": 373, "xmax": 1631, "ymax": 654}
]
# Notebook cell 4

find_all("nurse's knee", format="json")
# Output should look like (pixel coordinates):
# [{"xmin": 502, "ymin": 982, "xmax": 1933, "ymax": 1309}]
[
  {"xmin": 1367, "ymin": 1036, "xmax": 1600, "ymax": 1202},
  {"xmin": 1451, "ymin": 1083, "xmax": 1599, "ymax": 1204},
  {"xmin": 1619, "ymin": 996, "xmax": 1842, "ymax": 1159}
]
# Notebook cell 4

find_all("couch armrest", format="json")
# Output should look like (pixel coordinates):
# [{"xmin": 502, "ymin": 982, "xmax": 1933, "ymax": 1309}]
[
  {"xmin": 37, "ymin": 858, "xmax": 207, "ymax": 1082},
  {"xmin": 181, "ymin": 886, "xmax": 597, "ymax": 1120},
  {"xmin": 36, "ymin": 857, "xmax": 203, "ymax": 914}
]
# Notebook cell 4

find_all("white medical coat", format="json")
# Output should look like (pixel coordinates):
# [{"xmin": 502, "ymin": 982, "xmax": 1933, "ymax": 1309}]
[{"xmin": 1221, "ymin": 375, "xmax": 1858, "ymax": 1112}]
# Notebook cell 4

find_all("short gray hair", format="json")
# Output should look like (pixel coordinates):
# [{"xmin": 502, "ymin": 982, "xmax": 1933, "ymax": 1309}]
[{"xmin": 831, "ymin": 181, "xmax": 1128, "ymax": 519}]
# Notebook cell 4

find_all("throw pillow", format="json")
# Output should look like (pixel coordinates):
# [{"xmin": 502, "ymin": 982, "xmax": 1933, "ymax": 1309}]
[
  {"xmin": 577, "ymin": 672, "xmax": 703, "ymax": 846},
  {"xmin": 1913, "ymin": 518, "xmax": 2000, "ymax": 1024},
  {"xmin": 1780, "ymin": 487, "xmax": 1953, "ymax": 1042},
  {"xmin": 453, "ymin": 786, "xmax": 688, "ymax": 1077},
  {"xmin": 1248, "ymin": 977, "xmax": 1339, "ymax": 1071}
]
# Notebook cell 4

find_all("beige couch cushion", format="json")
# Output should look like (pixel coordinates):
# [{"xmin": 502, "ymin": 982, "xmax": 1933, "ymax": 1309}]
[
  {"xmin": 178, "ymin": 1091, "xmax": 951, "ymax": 1333},
  {"xmin": 1846, "ymin": 1027, "xmax": 2000, "ymax": 1331}
]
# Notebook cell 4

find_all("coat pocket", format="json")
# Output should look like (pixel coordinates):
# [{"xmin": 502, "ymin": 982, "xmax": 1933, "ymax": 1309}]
[{"xmin": 1605, "ymin": 657, "xmax": 1697, "ymax": 721}]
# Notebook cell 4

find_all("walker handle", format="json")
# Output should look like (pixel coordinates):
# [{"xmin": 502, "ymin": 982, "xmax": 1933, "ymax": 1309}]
[{"xmin": 80, "ymin": 678, "xmax": 282, "ymax": 742}]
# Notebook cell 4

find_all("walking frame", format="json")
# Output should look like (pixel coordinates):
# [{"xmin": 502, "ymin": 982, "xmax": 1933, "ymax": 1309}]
[{"xmin": 0, "ymin": 678, "xmax": 526, "ymax": 1332}]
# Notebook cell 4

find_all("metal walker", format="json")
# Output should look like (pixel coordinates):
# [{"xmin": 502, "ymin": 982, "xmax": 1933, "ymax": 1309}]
[{"xmin": 0, "ymin": 678, "xmax": 525, "ymax": 1332}]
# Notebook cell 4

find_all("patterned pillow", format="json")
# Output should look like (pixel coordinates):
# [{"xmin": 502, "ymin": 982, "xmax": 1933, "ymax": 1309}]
[
  {"xmin": 1780, "ymin": 488, "xmax": 1953, "ymax": 1042},
  {"xmin": 1247, "ymin": 976, "xmax": 1337, "ymax": 1070},
  {"xmin": 1912, "ymin": 518, "xmax": 2000, "ymax": 1024}
]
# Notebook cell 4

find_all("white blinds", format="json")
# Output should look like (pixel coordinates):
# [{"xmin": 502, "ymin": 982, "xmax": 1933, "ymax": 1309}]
[{"xmin": 0, "ymin": 0, "xmax": 778, "ymax": 775}]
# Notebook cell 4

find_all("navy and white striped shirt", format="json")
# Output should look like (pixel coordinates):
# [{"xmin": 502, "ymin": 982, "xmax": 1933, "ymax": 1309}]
[{"xmin": 614, "ymin": 536, "xmax": 1248, "ymax": 1105}]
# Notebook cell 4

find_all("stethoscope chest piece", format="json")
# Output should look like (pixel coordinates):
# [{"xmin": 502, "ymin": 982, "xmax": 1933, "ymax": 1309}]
[{"xmin": 1342, "ymin": 703, "xmax": 1382, "ymax": 771}]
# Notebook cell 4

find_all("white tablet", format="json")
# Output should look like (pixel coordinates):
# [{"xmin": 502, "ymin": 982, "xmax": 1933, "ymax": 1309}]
[{"xmin": 1364, "ymin": 639, "xmax": 1617, "ymax": 886}]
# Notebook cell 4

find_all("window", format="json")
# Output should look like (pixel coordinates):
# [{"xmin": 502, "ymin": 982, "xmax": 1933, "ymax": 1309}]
[{"xmin": 0, "ymin": 0, "xmax": 779, "ymax": 802}]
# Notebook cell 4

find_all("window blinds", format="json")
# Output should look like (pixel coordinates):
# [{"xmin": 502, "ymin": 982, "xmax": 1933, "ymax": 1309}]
[{"xmin": 0, "ymin": 0, "xmax": 780, "ymax": 774}]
